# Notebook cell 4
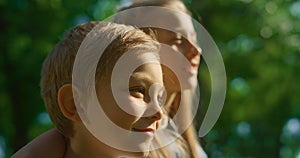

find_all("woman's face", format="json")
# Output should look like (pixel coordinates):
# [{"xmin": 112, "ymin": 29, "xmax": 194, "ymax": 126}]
[
  {"xmin": 113, "ymin": 1, "xmax": 200, "ymax": 91},
  {"xmin": 155, "ymin": 17, "xmax": 201, "ymax": 91}
]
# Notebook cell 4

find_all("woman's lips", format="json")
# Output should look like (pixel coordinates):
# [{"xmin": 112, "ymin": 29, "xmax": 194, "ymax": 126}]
[
  {"xmin": 190, "ymin": 55, "xmax": 200, "ymax": 67},
  {"xmin": 186, "ymin": 58, "xmax": 199, "ymax": 75},
  {"xmin": 132, "ymin": 128, "xmax": 155, "ymax": 133},
  {"xmin": 191, "ymin": 63, "xmax": 199, "ymax": 68},
  {"xmin": 191, "ymin": 58, "xmax": 199, "ymax": 68}
]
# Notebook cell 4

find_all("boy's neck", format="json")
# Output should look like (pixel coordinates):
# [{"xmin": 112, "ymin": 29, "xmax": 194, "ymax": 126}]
[{"xmin": 64, "ymin": 124, "xmax": 148, "ymax": 158}]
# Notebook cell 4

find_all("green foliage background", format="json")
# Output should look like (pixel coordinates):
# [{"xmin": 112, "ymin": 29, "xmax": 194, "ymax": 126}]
[{"xmin": 1, "ymin": 0, "xmax": 299, "ymax": 157}]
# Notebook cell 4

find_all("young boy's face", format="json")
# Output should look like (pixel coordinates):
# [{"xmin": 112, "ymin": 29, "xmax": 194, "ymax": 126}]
[{"xmin": 96, "ymin": 52, "xmax": 164, "ymax": 153}]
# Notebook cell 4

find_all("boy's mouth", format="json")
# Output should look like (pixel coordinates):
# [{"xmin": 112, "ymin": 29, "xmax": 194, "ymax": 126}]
[{"xmin": 132, "ymin": 128, "xmax": 155, "ymax": 133}]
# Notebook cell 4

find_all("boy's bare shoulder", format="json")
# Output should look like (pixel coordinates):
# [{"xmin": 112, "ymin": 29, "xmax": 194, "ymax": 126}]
[{"xmin": 11, "ymin": 128, "xmax": 65, "ymax": 158}]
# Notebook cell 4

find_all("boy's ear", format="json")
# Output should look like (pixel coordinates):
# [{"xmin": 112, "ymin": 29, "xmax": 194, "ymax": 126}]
[{"xmin": 57, "ymin": 84, "xmax": 82, "ymax": 123}]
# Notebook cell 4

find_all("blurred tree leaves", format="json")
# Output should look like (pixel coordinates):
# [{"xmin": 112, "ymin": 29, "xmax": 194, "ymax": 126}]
[{"xmin": 187, "ymin": 0, "xmax": 300, "ymax": 157}]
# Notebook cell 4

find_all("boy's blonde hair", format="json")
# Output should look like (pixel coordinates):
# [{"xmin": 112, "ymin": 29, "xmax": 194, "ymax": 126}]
[{"xmin": 40, "ymin": 21, "xmax": 160, "ymax": 137}]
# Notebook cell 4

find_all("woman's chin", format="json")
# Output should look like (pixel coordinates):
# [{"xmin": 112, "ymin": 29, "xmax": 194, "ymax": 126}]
[{"xmin": 181, "ymin": 75, "xmax": 198, "ymax": 90}]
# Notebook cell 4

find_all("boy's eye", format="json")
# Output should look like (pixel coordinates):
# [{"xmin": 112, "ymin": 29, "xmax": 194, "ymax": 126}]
[
  {"xmin": 157, "ymin": 93, "xmax": 166, "ymax": 107},
  {"xmin": 156, "ymin": 88, "xmax": 166, "ymax": 107},
  {"xmin": 129, "ymin": 87, "xmax": 145, "ymax": 98}
]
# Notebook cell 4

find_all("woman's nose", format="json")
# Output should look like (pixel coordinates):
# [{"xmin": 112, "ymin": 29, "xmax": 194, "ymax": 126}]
[{"xmin": 185, "ymin": 44, "xmax": 201, "ymax": 60}]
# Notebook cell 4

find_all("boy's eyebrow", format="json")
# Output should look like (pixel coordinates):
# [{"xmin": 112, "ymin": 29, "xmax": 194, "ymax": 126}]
[
  {"xmin": 129, "ymin": 72, "xmax": 162, "ymax": 86},
  {"xmin": 130, "ymin": 72, "xmax": 152, "ymax": 83}
]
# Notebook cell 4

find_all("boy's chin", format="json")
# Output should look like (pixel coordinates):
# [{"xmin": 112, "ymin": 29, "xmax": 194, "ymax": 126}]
[
  {"xmin": 134, "ymin": 140, "xmax": 152, "ymax": 153},
  {"xmin": 118, "ymin": 151, "xmax": 150, "ymax": 158},
  {"xmin": 119, "ymin": 143, "xmax": 151, "ymax": 158}
]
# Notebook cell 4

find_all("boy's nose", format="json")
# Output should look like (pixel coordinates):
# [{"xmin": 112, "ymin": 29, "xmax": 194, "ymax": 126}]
[
  {"xmin": 148, "ymin": 107, "xmax": 163, "ymax": 121},
  {"xmin": 144, "ymin": 97, "xmax": 163, "ymax": 121},
  {"xmin": 143, "ymin": 83, "xmax": 165, "ymax": 120}
]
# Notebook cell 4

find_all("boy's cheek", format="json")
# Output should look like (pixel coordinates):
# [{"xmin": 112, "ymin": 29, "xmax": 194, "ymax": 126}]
[{"xmin": 110, "ymin": 91, "xmax": 147, "ymax": 118}]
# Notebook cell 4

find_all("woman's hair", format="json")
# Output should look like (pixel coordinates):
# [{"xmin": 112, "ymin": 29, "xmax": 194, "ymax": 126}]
[
  {"xmin": 40, "ymin": 21, "xmax": 160, "ymax": 137},
  {"xmin": 119, "ymin": 0, "xmax": 191, "ymax": 15}
]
